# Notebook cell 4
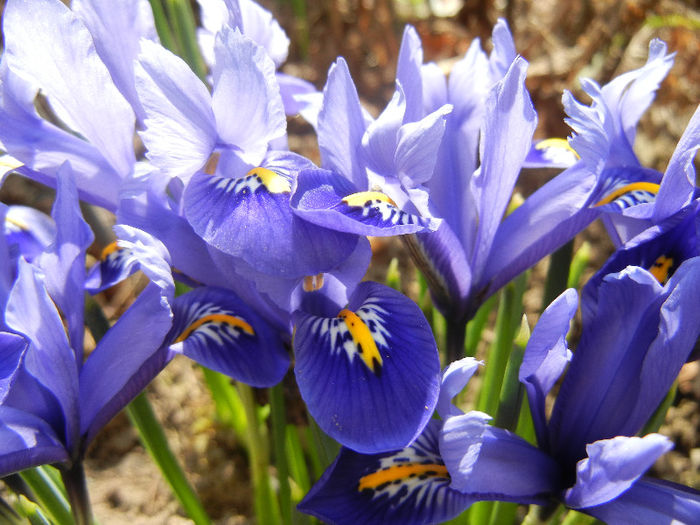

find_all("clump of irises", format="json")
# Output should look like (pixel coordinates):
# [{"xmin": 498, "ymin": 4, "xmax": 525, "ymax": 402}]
[{"xmin": 0, "ymin": 0, "xmax": 698, "ymax": 524}]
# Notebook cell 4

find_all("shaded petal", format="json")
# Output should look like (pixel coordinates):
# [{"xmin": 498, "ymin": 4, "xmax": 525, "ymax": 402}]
[
  {"xmin": 238, "ymin": 0, "xmax": 290, "ymax": 68},
  {"xmin": 584, "ymin": 477, "xmax": 700, "ymax": 525},
  {"xmin": 564, "ymin": 434, "xmax": 672, "ymax": 509},
  {"xmin": 470, "ymin": 57, "xmax": 537, "ymax": 284},
  {"xmin": 0, "ymin": 332, "xmax": 27, "ymax": 403},
  {"xmin": 212, "ymin": 27, "xmax": 286, "ymax": 162},
  {"xmin": 488, "ymin": 19, "xmax": 517, "ymax": 81},
  {"xmin": 549, "ymin": 267, "xmax": 665, "ymax": 466},
  {"xmin": 185, "ymin": 168, "xmax": 358, "ymax": 278},
  {"xmin": 79, "ymin": 282, "xmax": 172, "ymax": 445},
  {"xmin": 439, "ymin": 411, "xmax": 560, "ymax": 503},
  {"xmin": 0, "ymin": 407, "xmax": 68, "ymax": 476},
  {"xmin": 136, "ymin": 39, "xmax": 216, "ymax": 182},
  {"xmin": 276, "ymin": 72, "xmax": 317, "ymax": 115},
  {"xmin": 38, "ymin": 165, "xmax": 93, "ymax": 357},
  {"xmin": 298, "ymin": 420, "xmax": 473, "ymax": 525},
  {"xmin": 3, "ymin": 0, "xmax": 135, "ymax": 177},
  {"xmin": 291, "ymin": 168, "xmax": 438, "ymax": 236},
  {"xmin": 73, "ymin": 0, "xmax": 158, "ymax": 121},
  {"xmin": 519, "ymin": 289, "xmax": 577, "ymax": 449},
  {"xmin": 168, "ymin": 286, "xmax": 289, "ymax": 386},
  {"xmin": 362, "ymin": 88, "xmax": 405, "ymax": 177},
  {"xmin": 84, "ymin": 241, "xmax": 138, "ymax": 294},
  {"xmin": 317, "ymin": 58, "xmax": 369, "ymax": 190},
  {"xmin": 436, "ymin": 357, "xmax": 482, "ymax": 419},
  {"xmin": 293, "ymin": 282, "xmax": 440, "ymax": 453},
  {"xmin": 5, "ymin": 260, "xmax": 80, "ymax": 450},
  {"xmin": 4, "ymin": 205, "xmax": 56, "ymax": 264}
]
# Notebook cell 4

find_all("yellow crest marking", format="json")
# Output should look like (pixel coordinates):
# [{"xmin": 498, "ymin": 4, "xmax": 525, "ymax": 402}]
[
  {"xmin": 246, "ymin": 167, "xmax": 291, "ymax": 193},
  {"xmin": 100, "ymin": 241, "xmax": 121, "ymax": 260},
  {"xmin": 594, "ymin": 182, "xmax": 660, "ymax": 207},
  {"xmin": 342, "ymin": 191, "xmax": 397, "ymax": 208},
  {"xmin": 649, "ymin": 255, "xmax": 674, "ymax": 284},
  {"xmin": 175, "ymin": 313, "xmax": 255, "ymax": 343},
  {"xmin": 535, "ymin": 138, "xmax": 579, "ymax": 158},
  {"xmin": 358, "ymin": 463, "xmax": 449, "ymax": 491},
  {"xmin": 303, "ymin": 274, "xmax": 325, "ymax": 292},
  {"xmin": 4, "ymin": 215, "xmax": 29, "ymax": 231},
  {"xmin": 338, "ymin": 309, "xmax": 383, "ymax": 374},
  {"xmin": 0, "ymin": 155, "xmax": 23, "ymax": 171}
]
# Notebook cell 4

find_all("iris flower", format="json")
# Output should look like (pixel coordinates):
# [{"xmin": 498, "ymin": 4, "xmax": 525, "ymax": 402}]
[
  {"xmin": 0, "ymin": 167, "xmax": 174, "ymax": 489},
  {"xmin": 299, "ymin": 248, "xmax": 700, "ymax": 523}
]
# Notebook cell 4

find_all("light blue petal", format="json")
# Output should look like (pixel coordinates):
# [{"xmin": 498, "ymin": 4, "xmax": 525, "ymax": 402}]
[{"xmin": 437, "ymin": 358, "xmax": 482, "ymax": 419}]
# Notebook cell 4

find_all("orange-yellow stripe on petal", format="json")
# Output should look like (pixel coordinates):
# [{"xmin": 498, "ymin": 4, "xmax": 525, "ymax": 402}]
[
  {"xmin": 594, "ymin": 182, "xmax": 660, "ymax": 207},
  {"xmin": 246, "ymin": 167, "xmax": 291, "ymax": 193},
  {"xmin": 175, "ymin": 313, "xmax": 255, "ymax": 343},
  {"xmin": 338, "ymin": 309, "xmax": 383, "ymax": 374},
  {"xmin": 358, "ymin": 463, "xmax": 449, "ymax": 491},
  {"xmin": 100, "ymin": 241, "xmax": 121, "ymax": 260},
  {"xmin": 342, "ymin": 191, "xmax": 397, "ymax": 208},
  {"xmin": 649, "ymin": 255, "xmax": 674, "ymax": 284}
]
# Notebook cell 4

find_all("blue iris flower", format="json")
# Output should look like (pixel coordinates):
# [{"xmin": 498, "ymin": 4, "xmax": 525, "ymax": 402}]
[{"xmin": 0, "ymin": 166, "xmax": 175, "ymax": 477}]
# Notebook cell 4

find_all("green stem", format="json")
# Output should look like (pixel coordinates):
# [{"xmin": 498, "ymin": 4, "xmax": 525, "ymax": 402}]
[
  {"xmin": 237, "ymin": 384, "xmax": 280, "ymax": 525},
  {"xmin": 126, "ymin": 393, "xmax": 211, "ymax": 525},
  {"xmin": 641, "ymin": 382, "xmax": 677, "ymax": 435},
  {"xmin": 201, "ymin": 366, "xmax": 248, "ymax": 439},
  {"xmin": 19, "ymin": 468, "xmax": 72, "ymax": 525},
  {"xmin": 542, "ymin": 241, "xmax": 574, "ymax": 311},
  {"xmin": 148, "ymin": 0, "xmax": 178, "ymax": 52},
  {"xmin": 270, "ymin": 384, "xmax": 292, "ymax": 525},
  {"xmin": 465, "ymin": 294, "xmax": 497, "ymax": 357},
  {"xmin": 59, "ymin": 462, "xmax": 92, "ymax": 525},
  {"xmin": 167, "ymin": 0, "xmax": 208, "ymax": 81}
]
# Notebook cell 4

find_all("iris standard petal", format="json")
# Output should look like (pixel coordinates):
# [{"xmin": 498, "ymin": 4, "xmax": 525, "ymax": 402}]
[
  {"xmin": 293, "ymin": 281, "xmax": 440, "ymax": 453},
  {"xmin": 5, "ymin": 260, "xmax": 80, "ymax": 450},
  {"xmin": 564, "ymin": 434, "xmax": 673, "ymax": 509},
  {"xmin": 136, "ymin": 39, "xmax": 217, "ymax": 182},
  {"xmin": 396, "ymin": 25, "xmax": 424, "ymax": 123},
  {"xmin": 298, "ymin": 419, "xmax": 473, "ymax": 525},
  {"xmin": 0, "ymin": 407, "xmax": 69, "ymax": 477},
  {"xmin": 584, "ymin": 477, "xmax": 700, "ymax": 525},
  {"xmin": 3, "ymin": 0, "xmax": 135, "ymax": 178},
  {"xmin": 317, "ymin": 58, "xmax": 370, "ymax": 190},
  {"xmin": 211, "ymin": 27, "xmax": 286, "ymax": 164},
  {"xmin": 185, "ymin": 168, "xmax": 358, "ymax": 278},
  {"xmin": 469, "ymin": 57, "xmax": 537, "ymax": 285},
  {"xmin": 168, "ymin": 286, "xmax": 289, "ymax": 387},
  {"xmin": 79, "ymin": 282, "xmax": 173, "ymax": 445},
  {"xmin": 291, "ymin": 168, "xmax": 438, "ymax": 236},
  {"xmin": 439, "ymin": 411, "xmax": 560, "ymax": 503},
  {"xmin": 519, "ymin": 288, "xmax": 577, "ymax": 450},
  {"xmin": 0, "ymin": 332, "xmax": 27, "ymax": 403}
]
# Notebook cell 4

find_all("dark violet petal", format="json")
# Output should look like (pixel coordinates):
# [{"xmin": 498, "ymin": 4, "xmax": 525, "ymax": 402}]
[
  {"xmin": 549, "ymin": 267, "xmax": 664, "ymax": 467},
  {"xmin": 298, "ymin": 420, "xmax": 473, "ymax": 525},
  {"xmin": 584, "ymin": 476, "xmax": 700, "ymax": 525},
  {"xmin": 79, "ymin": 283, "xmax": 172, "ymax": 445},
  {"xmin": 5, "ymin": 260, "xmax": 80, "ymax": 450},
  {"xmin": 293, "ymin": 282, "xmax": 440, "ymax": 453},
  {"xmin": 185, "ymin": 169, "xmax": 358, "ymax": 278},
  {"xmin": 470, "ymin": 57, "xmax": 537, "ymax": 286},
  {"xmin": 292, "ymin": 168, "xmax": 438, "ymax": 236},
  {"xmin": 436, "ymin": 358, "xmax": 482, "ymax": 419},
  {"xmin": 38, "ymin": 166, "xmax": 94, "ymax": 357},
  {"xmin": 519, "ymin": 289, "xmax": 577, "ymax": 450},
  {"xmin": 439, "ymin": 411, "xmax": 560, "ymax": 503},
  {"xmin": 168, "ymin": 286, "xmax": 289, "ymax": 387},
  {"xmin": 84, "ymin": 242, "xmax": 138, "ymax": 293},
  {"xmin": 0, "ymin": 406, "xmax": 68, "ymax": 477},
  {"xmin": 0, "ymin": 332, "xmax": 27, "ymax": 404},
  {"xmin": 564, "ymin": 434, "xmax": 672, "ymax": 509}
]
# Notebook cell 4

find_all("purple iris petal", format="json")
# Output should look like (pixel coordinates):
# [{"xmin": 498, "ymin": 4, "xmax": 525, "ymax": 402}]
[
  {"xmin": 168, "ymin": 286, "xmax": 289, "ymax": 387},
  {"xmin": 298, "ymin": 420, "xmax": 473, "ymax": 525},
  {"xmin": 293, "ymin": 281, "xmax": 440, "ymax": 453},
  {"xmin": 0, "ymin": 332, "xmax": 27, "ymax": 403},
  {"xmin": 519, "ymin": 288, "xmax": 577, "ymax": 450},
  {"xmin": 564, "ymin": 434, "xmax": 673, "ymax": 509},
  {"xmin": 436, "ymin": 357, "xmax": 482, "ymax": 419},
  {"xmin": 584, "ymin": 477, "xmax": 700, "ymax": 524},
  {"xmin": 439, "ymin": 411, "xmax": 560, "ymax": 503}
]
